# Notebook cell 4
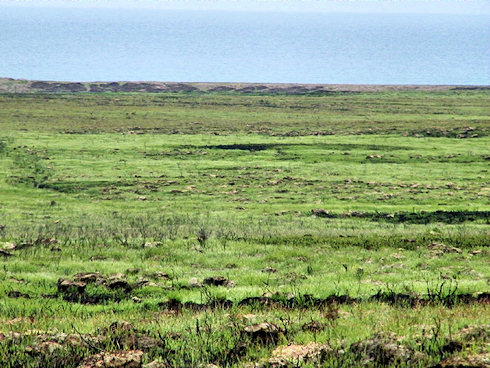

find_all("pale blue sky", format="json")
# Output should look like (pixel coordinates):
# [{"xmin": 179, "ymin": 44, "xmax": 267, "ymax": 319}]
[{"xmin": 1, "ymin": 0, "xmax": 489, "ymax": 14}]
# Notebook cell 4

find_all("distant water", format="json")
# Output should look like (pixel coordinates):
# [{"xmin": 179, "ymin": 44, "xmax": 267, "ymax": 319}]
[{"xmin": 0, "ymin": 7, "xmax": 489, "ymax": 84}]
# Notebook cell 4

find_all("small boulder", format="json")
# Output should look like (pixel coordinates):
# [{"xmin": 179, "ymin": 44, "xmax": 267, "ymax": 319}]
[
  {"xmin": 134, "ymin": 278, "xmax": 150, "ymax": 288},
  {"xmin": 189, "ymin": 277, "xmax": 202, "ymax": 288},
  {"xmin": 79, "ymin": 350, "xmax": 143, "ymax": 368},
  {"xmin": 349, "ymin": 332, "xmax": 425, "ymax": 365},
  {"xmin": 434, "ymin": 353, "xmax": 490, "ymax": 368},
  {"xmin": 267, "ymin": 343, "xmax": 332, "ymax": 367},
  {"xmin": 152, "ymin": 272, "xmax": 170, "ymax": 280},
  {"xmin": 1, "ymin": 242, "xmax": 16, "ymax": 251},
  {"xmin": 25, "ymin": 341, "xmax": 64, "ymax": 355},
  {"xmin": 428, "ymin": 243, "xmax": 462, "ymax": 256},
  {"xmin": 74, "ymin": 272, "xmax": 106, "ymax": 285},
  {"xmin": 203, "ymin": 276, "xmax": 232, "ymax": 287},
  {"xmin": 243, "ymin": 322, "xmax": 284, "ymax": 344},
  {"xmin": 107, "ymin": 276, "xmax": 133, "ymax": 292},
  {"xmin": 311, "ymin": 209, "xmax": 334, "ymax": 218},
  {"xmin": 57, "ymin": 278, "xmax": 87, "ymax": 294},
  {"xmin": 143, "ymin": 360, "xmax": 170, "ymax": 368}
]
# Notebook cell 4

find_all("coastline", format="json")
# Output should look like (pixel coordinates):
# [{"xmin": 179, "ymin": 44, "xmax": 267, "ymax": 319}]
[{"xmin": 1, "ymin": 77, "xmax": 488, "ymax": 94}]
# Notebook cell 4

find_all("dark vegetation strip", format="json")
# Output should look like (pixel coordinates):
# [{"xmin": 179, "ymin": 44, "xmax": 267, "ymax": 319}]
[
  {"xmin": 26, "ymin": 288, "xmax": 490, "ymax": 309},
  {"xmin": 161, "ymin": 292, "xmax": 490, "ymax": 311},
  {"xmin": 8, "ymin": 272, "xmax": 488, "ymax": 309},
  {"xmin": 197, "ymin": 142, "xmax": 413, "ymax": 151},
  {"xmin": 311, "ymin": 210, "xmax": 490, "ymax": 224}
]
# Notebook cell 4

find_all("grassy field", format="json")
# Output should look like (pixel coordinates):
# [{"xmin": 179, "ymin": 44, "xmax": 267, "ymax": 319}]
[{"xmin": 0, "ymin": 89, "xmax": 489, "ymax": 367}]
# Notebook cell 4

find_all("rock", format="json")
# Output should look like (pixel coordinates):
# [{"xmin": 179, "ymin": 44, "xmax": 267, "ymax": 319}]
[
  {"xmin": 243, "ymin": 322, "xmax": 284, "ymax": 343},
  {"xmin": 25, "ymin": 341, "xmax": 64, "ymax": 355},
  {"xmin": 189, "ymin": 277, "xmax": 202, "ymax": 288},
  {"xmin": 107, "ymin": 278, "xmax": 133, "ymax": 292},
  {"xmin": 151, "ymin": 272, "xmax": 170, "ymax": 280},
  {"xmin": 74, "ymin": 272, "xmax": 106, "ymax": 285},
  {"xmin": 311, "ymin": 209, "xmax": 334, "ymax": 218},
  {"xmin": 428, "ymin": 243, "xmax": 462, "ymax": 255},
  {"xmin": 434, "ymin": 353, "xmax": 490, "ymax": 368},
  {"xmin": 134, "ymin": 278, "xmax": 150, "ymax": 287},
  {"xmin": 132, "ymin": 296, "xmax": 142, "ymax": 303},
  {"xmin": 349, "ymin": 332, "xmax": 425, "ymax": 365},
  {"xmin": 143, "ymin": 360, "xmax": 169, "ymax": 368},
  {"xmin": 203, "ymin": 276, "xmax": 232, "ymax": 287},
  {"xmin": 266, "ymin": 343, "xmax": 332, "ymax": 367},
  {"xmin": 79, "ymin": 350, "xmax": 143, "ymax": 368},
  {"xmin": 469, "ymin": 249, "xmax": 483, "ymax": 256},
  {"xmin": 1, "ymin": 242, "xmax": 16, "ymax": 251},
  {"xmin": 57, "ymin": 278, "xmax": 87, "ymax": 293}
]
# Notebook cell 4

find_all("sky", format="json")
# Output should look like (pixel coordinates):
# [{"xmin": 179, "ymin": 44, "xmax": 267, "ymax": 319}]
[{"xmin": 0, "ymin": 0, "xmax": 489, "ymax": 14}]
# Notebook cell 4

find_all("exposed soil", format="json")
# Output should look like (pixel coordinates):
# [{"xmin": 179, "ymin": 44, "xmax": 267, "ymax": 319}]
[{"xmin": 1, "ymin": 78, "xmax": 488, "ymax": 94}]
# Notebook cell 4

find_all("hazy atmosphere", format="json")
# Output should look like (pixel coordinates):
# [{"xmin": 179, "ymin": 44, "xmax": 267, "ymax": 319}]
[{"xmin": 2, "ymin": 0, "xmax": 490, "ymax": 13}]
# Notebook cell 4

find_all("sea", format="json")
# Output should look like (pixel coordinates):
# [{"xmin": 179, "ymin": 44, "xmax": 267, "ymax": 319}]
[{"xmin": 0, "ymin": 6, "xmax": 489, "ymax": 85}]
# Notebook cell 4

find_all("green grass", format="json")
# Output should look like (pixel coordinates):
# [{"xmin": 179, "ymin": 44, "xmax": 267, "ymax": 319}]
[{"xmin": 0, "ymin": 90, "xmax": 489, "ymax": 367}]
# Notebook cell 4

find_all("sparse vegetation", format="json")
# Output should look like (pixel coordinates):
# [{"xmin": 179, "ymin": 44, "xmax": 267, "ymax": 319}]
[{"xmin": 0, "ymin": 87, "xmax": 488, "ymax": 367}]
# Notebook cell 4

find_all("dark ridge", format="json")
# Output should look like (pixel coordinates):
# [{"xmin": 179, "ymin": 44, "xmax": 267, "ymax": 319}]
[
  {"xmin": 202, "ymin": 144, "xmax": 271, "ymax": 151},
  {"xmin": 48, "ymin": 272, "xmax": 490, "ymax": 307},
  {"xmin": 312, "ymin": 210, "xmax": 490, "ymax": 224},
  {"xmin": 155, "ymin": 292, "xmax": 489, "ymax": 311},
  {"xmin": 198, "ymin": 142, "xmax": 413, "ymax": 151},
  {"xmin": 451, "ymin": 86, "xmax": 490, "ymax": 91}
]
